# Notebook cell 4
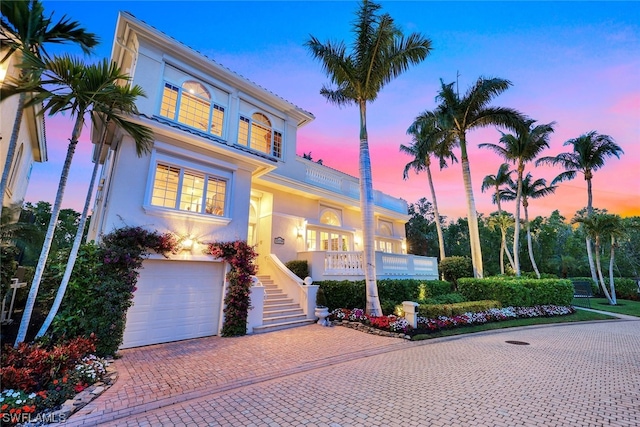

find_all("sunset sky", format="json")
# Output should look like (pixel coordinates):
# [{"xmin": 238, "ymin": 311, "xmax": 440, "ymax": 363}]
[{"xmin": 26, "ymin": 1, "xmax": 640, "ymax": 222}]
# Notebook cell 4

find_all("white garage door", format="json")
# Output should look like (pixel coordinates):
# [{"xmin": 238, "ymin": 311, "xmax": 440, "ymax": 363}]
[{"xmin": 121, "ymin": 260, "xmax": 224, "ymax": 348}]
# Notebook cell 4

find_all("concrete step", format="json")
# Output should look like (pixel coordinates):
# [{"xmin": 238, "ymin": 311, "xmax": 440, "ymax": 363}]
[
  {"xmin": 252, "ymin": 319, "xmax": 316, "ymax": 334},
  {"xmin": 265, "ymin": 288, "xmax": 284, "ymax": 295},
  {"xmin": 264, "ymin": 296, "xmax": 294, "ymax": 305},
  {"xmin": 263, "ymin": 307, "xmax": 304, "ymax": 318},
  {"xmin": 262, "ymin": 302, "xmax": 300, "ymax": 311},
  {"xmin": 262, "ymin": 313, "xmax": 308, "ymax": 326}
]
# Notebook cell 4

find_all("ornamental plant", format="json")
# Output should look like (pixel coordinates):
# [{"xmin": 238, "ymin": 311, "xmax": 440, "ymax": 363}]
[
  {"xmin": 207, "ymin": 241, "xmax": 257, "ymax": 337},
  {"xmin": 50, "ymin": 226, "xmax": 179, "ymax": 355}
]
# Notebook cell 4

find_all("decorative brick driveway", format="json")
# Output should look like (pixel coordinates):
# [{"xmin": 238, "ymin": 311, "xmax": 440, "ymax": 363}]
[{"xmin": 66, "ymin": 318, "xmax": 639, "ymax": 426}]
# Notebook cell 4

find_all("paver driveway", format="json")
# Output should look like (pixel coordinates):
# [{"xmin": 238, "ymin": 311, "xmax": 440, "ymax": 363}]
[{"xmin": 66, "ymin": 318, "xmax": 639, "ymax": 426}]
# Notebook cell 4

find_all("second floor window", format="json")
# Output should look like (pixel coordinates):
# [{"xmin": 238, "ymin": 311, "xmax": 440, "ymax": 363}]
[
  {"xmin": 238, "ymin": 112, "xmax": 283, "ymax": 158},
  {"xmin": 160, "ymin": 81, "xmax": 225, "ymax": 137},
  {"xmin": 151, "ymin": 162, "xmax": 227, "ymax": 216}
]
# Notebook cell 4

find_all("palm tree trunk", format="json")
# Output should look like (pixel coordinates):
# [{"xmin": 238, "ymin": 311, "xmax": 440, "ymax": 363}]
[
  {"xmin": 594, "ymin": 236, "xmax": 613, "ymax": 304},
  {"xmin": 14, "ymin": 114, "xmax": 84, "ymax": 346},
  {"xmin": 499, "ymin": 231, "xmax": 505, "ymax": 274},
  {"xmin": 359, "ymin": 101, "xmax": 381, "ymax": 316},
  {"xmin": 585, "ymin": 177, "xmax": 598, "ymax": 284},
  {"xmin": 513, "ymin": 166, "xmax": 523, "ymax": 276},
  {"xmin": 609, "ymin": 235, "xmax": 617, "ymax": 305},
  {"xmin": 459, "ymin": 135, "xmax": 483, "ymax": 278},
  {"xmin": 36, "ymin": 128, "xmax": 106, "ymax": 338},
  {"xmin": 426, "ymin": 164, "xmax": 446, "ymax": 262},
  {"xmin": 524, "ymin": 202, "xmax": 540, "ymax": 279},
  {"xmin": 0, "ymin": 92, "xmax": 27, "ymax": 220}
]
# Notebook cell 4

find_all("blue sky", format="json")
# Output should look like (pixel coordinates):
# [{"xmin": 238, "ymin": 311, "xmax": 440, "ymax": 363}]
[{"xmin": 29, "ymin": 1, "xmax": 640, "ymax": 220}]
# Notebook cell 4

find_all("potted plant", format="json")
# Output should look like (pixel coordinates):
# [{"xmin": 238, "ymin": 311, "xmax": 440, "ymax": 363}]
[{"xmin": 314, "ymin": 286, "xmax": 330, "ymax": 326}]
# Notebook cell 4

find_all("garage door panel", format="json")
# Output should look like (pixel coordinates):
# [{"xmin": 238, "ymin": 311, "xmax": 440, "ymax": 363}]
[{"xmin": 121, "ymin": 260, "xmax": 224, "ymax": 348}]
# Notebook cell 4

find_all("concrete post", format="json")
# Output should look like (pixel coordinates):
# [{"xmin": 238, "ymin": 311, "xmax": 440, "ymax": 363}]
[{"xmin": 402, "ymin": 301, "xmax": 419, "ymax": 329}]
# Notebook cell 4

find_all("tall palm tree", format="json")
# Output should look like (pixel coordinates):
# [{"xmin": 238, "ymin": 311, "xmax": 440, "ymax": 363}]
[
  {"xmin": 481, "ymin": 163, "xmax": 513, "ymax": 213},
  {"xmin": 572, "ymin": 212, "xmax": 624, "ymax": 305},
  {"xmin": 537, "ymin": 131, "xmax": 623, "ymax": 284},
  {"xmin": 401, "ymin": 111, "xmax": 456, "ymax": 263},
  {"xmin": 486, "ymin": 211, "xmax": 515, "ymax": 275},
  {"xmin": 502, "ymin": 173, "xmax": 557, "ymax": 278},
  {"xmin": 0, "ymin": 0, "xmax": 97, "ymax": 220},
  {"xmin": 420, "ymin": 77, "xmax": 525, "ymax": 278},
  {"xmin": 481, "ymin": 163, "xmax": 516, "ymax": 270},
  {"xmin": 306, "ymin": 0, "xmax": 432, "ymax": 315},
  {"xmin": 36, "ymin": 84, "xmax": 153, "ymax": 339},
  {"xmin": 10, "ymin": 55, "xmax": 153, "ymax": 345},
  {"xmin": 480, "ymin": 120, "xmax": 555, "ymax": 276}
]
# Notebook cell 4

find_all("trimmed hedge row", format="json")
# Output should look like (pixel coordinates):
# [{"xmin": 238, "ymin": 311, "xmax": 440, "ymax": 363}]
[
  {"xmin": 418, "ymin": 300, "xmax": 501, "ymax": 318},
  {"xmin": 458, "ymin": 277, "xmax": 573, "ymax": 307},
  {"xmin": 317, "ymin": 279, "xmax": 453, "ymax": 314},
  {"xmin": 571, "ymin": 277, "xmax": 639, "ymax": 301}
]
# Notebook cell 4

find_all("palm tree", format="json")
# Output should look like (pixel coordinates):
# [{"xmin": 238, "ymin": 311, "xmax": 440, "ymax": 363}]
[
  {"xmin": 486, "ymin": 211, "xmax": 515, "ymax": 275},
  {"xmin": 0, "ymin": 0, "xmax": 97, "ymax": 220},
  {"xmin": 481, "ymin": 163, "xmax": 513, "ymax": 213},
  {"xmin": 480, "ymin": 119, "xmax": 555, "ymax": 276},
  {"xmin": 305, "ymin": 0, "xmax": 432, "ymax": 315},
  {"xmin": 537, "ymin": 131, "xmax": 623, "ymax": 284},
  {"xmin": 401, "ymin": 111, "xmax": 456, "ymax": 263},
  {"xmin": 421, "ymin": 77, "xmax": 525, "ymax": 278},
  {"xmin": 502, "ymin": 173, "xmax": 557, "ymax": 278},
  {"xmin": 572, "ymin": 212, "xmax": 624, "ymax": 305},
  {"xmin": 481, "ymin": 163, "xmax": 516, "ymax": 270},
  {"xmin": 36, "ymin": 83, "xmax": 153, "ymax": 339},
  {"xmin": 10, "ymin": 55, "xmax": 153, "ymax": 345}
]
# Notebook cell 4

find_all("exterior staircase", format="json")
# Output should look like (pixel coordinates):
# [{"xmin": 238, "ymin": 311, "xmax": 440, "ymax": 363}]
[{"xmin": 252, "ymin": 275, "xmax": 315, "ymax": 333}]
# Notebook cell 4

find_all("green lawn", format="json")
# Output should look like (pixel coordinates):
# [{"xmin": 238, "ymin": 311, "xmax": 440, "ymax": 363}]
[
  {"xmin": 587, "ymin": 298, "xmax": 640, "ymax": 317},
  {"xmin": 411, "ymin": 310, "xmax": 614, "ymax": 341}
]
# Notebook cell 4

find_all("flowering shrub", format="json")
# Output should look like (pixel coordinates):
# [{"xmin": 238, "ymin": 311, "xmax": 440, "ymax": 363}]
[
  {"xmin": 74, "ymin": 355, "xmax": 109, "ymax": 385},
  {"xmin": 329, "ymin": 308, "xmax": 412, "ymax": 333},
  {"xmin": 0, "ymin": 389, "xmax": 38, "ymax": 423},
  {"xmin": 51, "ymin": 227, "xmax": 180, "ymax": 355},
  {"xmin": 416, "ymin": 305, "xmax": 575, "ymax": 333},
  {"xmin": 330, "ymin": 305, "xmax": 575, "ymax": 336},
  {"xmin": 1, "ymin": 336, "xmax": 96, "ymax": 392},
  {"xmin": 207, "ymin": 241, "xmax": 257, "ymax": 337}
]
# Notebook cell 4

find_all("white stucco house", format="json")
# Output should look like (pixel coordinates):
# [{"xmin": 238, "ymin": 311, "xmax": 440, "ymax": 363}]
[
  {"xmin": 88, "ymin": 12, "xmax": 438, "ymax": 348},
  {"xmin": 0, "ymin": 47, "xmax": 47, "ymax": 211}
]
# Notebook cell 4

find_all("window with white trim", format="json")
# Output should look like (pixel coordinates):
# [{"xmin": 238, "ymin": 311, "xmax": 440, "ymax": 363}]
[
  {"xmin": 306, "ymin": 229, "xmax": 352, "ymax": 251},
  {"xmin": 159, "ymin": 80, "xmax": 225, "ymax": 137},
  {"xmin": 150, "ymin": 162, "xmax": 227, "ymax": 216},
  {"xmin": 238, "ymin": 112, "xmax": 283, "ymax": 158}
]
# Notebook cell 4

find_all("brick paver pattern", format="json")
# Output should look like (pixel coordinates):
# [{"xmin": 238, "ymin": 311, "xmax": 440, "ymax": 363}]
[{"xmin": 67, "ymin": 319, "xmax": 639, "ymax": 426}]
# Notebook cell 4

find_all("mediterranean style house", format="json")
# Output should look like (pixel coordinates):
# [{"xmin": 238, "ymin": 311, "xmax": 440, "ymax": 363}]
[
  {"xmin": 0, "ymin": 48, "xmax": 47, "ymax": 211},
  {"xmin": 88, "ymin": 12, "xmax": 437, "ymax": 348}
]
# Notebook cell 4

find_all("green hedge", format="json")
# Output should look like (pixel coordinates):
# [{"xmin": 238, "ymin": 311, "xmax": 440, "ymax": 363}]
[
  {"xmin": 285, "ymin": 260, "xmax": 309, "ymax": 279},
  {"xmin": 317, "ymin": 279, "xmax": 453, "ymax": 314},
  {"xmin": 569, "ymin": 277, "xmax": 639, "ymax": 300},
  {"xmin": 458, "ymin": 278, "xmax": 573, "ymax": 307},
  {"xmin": 418, "ymin": 300, "xmax": 501, "ymax": 318}
]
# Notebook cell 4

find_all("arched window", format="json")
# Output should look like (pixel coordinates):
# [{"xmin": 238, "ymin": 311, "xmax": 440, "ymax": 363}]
[
  {"xmin": 159, "ymin": 79, "xmax": 225, "ymax": 137},
  {"xmin": 238, "ymin": 111, "xmax": 283, "ymax": 158},
  {"xmin": 320, "ymin": 209, "xmax": 341, "ymax": 226}
]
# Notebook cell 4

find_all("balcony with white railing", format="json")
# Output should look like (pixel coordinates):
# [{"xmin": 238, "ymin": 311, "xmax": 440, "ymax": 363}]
[
  {"xmin": 302, "ymin": 161, "xmax": 408, "ymax": 214},
  {"xmin": 297, "ymin": 251, "xmax": 438, "ymax": 282}
]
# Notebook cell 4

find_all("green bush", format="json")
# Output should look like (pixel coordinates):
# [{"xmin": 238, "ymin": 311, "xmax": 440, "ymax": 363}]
[
  {"xmin": 420, "ymin": 293, "xmax": 466, "ymax": 305},
  {"xmin": 458, "ymin": 278, "xmax": 573, "ymax": 307},
  {"xmin": 615, "ymin": 278, "xmax": 639, "ymax": 301},
  {"xmin": 317, "ymin": 279, "xmax": 453, "ymax": 314},
  {"xmin": 439, "ymin": 256, "xmax": 473, "ymax": 290},
  {"xmin": 418, "ymin": 300, "xmax": 501, "ymax": 318},
  {"xmin": 285, "ymin": 260, "xmax": 309, "ymax": 279}
]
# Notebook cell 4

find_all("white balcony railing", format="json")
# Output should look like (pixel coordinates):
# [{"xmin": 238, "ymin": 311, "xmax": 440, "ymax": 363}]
[
  {"xmin": 303, "ymin": 162, "xmax": 407, "ymax": 214},
  {"xmin": 297, "ymin": 251, "xmax": 438, "ymax": 282}
]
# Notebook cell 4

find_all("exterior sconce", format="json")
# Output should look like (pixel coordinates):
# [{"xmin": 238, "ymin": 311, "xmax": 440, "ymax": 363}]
[
  {"xmin": 354, "ymin": 237, "xmax": 361, "ymax": 246},
  {"xmin": 296, "ymin": 226, "xmax": 304, "ymax": 238},
  {"xmin": 181, "ymin": 236, "xmax": 194, "ymax": 251}
]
